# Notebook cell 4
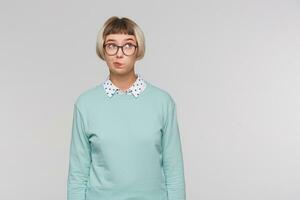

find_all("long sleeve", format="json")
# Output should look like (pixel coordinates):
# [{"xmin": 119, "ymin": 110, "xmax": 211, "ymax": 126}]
[
  {"xmin": 162, "ymin": 99, "xmax": 186, "ymax": 200},
  {"xmin": 67, "ymin": 104, "xmax": 92, "ymax": 200}
]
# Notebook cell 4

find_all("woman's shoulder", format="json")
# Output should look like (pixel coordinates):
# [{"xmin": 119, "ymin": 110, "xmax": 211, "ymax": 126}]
[
  {"xmin": 73, "ymin": 84, "xmax": 103, "ymax": 108},
  {"xmin": 146, "ymin": 81, "xmax": 176, "ymax": 105}
]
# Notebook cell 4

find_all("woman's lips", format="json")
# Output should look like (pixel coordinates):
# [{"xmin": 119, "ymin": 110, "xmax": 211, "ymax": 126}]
[{"xmin": 113, "ymin": 62, "xmax": 124, "ymax": 68}]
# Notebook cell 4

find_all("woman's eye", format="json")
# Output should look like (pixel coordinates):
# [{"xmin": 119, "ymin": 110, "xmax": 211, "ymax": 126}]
[
  {"xmin": 124, "ymin": 43, "xmax": 134, "ymax": 48},
  {"xmin": 107, "ymin": 44, "xmax": 116, "ymax": 48}
]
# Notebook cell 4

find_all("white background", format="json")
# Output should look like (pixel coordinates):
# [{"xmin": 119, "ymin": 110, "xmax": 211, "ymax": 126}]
[{"xmin": 1, "ymin": 0, "xmax": 299, "ymax": 199}]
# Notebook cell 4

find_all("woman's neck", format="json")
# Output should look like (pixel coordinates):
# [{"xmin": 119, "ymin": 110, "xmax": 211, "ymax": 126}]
[{"xmin": 109, "ymin": 71, "xmax": 137, "ymax": 91}]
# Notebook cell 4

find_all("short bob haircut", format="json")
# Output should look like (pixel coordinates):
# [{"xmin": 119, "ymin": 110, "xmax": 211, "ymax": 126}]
[{"xmin": 96, "ymin": 16, "xmax": 145, "ymax": 61}]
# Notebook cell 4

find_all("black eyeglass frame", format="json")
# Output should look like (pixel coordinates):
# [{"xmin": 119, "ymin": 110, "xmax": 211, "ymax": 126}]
[{"xmin": 103, "ymin": 43, "xmax": 138, "ymax": 56}]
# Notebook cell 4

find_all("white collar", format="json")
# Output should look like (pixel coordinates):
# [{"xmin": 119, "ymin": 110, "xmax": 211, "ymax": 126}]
[{"xmin": 102, "ymin": 73, "xmax": 147, "ymax": 98}]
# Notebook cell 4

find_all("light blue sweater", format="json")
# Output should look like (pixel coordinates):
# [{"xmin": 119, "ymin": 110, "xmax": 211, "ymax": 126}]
[{"xmin": 67, "ymin": 80, "xmax": 186, "ymax": 200}]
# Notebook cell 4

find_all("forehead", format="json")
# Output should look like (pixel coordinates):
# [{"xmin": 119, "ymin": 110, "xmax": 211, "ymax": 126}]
[{"xmin": 105, "ymin": 34, "xmax": 136, "ymax": 43}]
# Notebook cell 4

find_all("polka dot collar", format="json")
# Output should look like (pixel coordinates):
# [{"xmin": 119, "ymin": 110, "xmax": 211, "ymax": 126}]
[{"xmin": 102, "ymin": 73, "xmax": 147, "ymax": 98}]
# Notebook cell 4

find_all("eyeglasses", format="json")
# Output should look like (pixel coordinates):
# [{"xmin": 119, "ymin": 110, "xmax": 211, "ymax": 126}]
[{"xmin": 103, "ymin": 43, "xmax": 138, "ymax": 56}]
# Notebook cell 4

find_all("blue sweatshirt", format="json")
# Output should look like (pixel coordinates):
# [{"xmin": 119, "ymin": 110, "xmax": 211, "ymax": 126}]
[{"xmin": 67, "ymin": 79, "xmax": 186, "ymax": 200}]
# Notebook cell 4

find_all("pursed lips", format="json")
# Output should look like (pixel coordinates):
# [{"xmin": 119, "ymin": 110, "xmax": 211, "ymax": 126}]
[
  {"xmin": 113, "ymin": 62, "xmax": 124, "ymax": 68},
  {"xmin": 113, "ymin": 62, "xmax": 123, "ymax": 65}
]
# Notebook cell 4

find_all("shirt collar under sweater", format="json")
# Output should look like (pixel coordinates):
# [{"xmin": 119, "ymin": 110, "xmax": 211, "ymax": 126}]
[{"xmin": 102, "ymin": 73, "xmax": 147, "ymax": 98}]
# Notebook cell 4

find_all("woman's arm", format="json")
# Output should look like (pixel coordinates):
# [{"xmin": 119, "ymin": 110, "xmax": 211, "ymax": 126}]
[
  {"xmin": 162, "ymin": 98, "xmax": 186, "ymax": 200},
  {"xmin": 67, "ymin": 104, "xmax": 91, "ymax": 200}
]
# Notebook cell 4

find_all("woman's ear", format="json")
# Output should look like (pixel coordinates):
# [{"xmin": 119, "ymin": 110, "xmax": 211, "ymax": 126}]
[{"xmin": 103, "ymin": 53, "xmax": 107, "ymax": 62}]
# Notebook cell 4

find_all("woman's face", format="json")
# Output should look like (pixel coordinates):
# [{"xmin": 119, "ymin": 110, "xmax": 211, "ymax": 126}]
[{"xmin": 103, "ymin": 33, "xmax": 138, "ymax": 75}]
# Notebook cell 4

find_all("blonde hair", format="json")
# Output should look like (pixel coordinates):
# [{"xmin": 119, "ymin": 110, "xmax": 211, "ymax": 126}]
[{"xmin": 96, "ymin": 16, "xmax": 145, "ymax": 61}]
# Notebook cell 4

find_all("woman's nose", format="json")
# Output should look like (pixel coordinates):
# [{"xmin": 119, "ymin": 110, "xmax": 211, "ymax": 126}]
[{"xmin": 116, "ymin": 47, "xmax": 124, "ymax": 57}]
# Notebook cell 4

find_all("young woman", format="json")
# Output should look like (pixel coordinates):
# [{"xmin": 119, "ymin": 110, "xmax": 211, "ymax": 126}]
[{"xmin": 67, "ymin": 16, "xmax": 186, "ymax": 200}]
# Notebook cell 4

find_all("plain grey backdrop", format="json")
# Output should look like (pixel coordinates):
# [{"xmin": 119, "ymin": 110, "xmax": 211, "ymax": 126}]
[{"xmin": 1, "ymin": 0, "xmax": 299, "ymax": 199}]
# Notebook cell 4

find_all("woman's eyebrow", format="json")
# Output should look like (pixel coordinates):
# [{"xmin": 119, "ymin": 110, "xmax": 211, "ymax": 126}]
[
  {"xmin": 124, "ymin": 38, "xmax": 135, "ymax": 42},
  {"xmin": 105, "ymin": 38, "xmax": 135, "ymax": 43}
]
